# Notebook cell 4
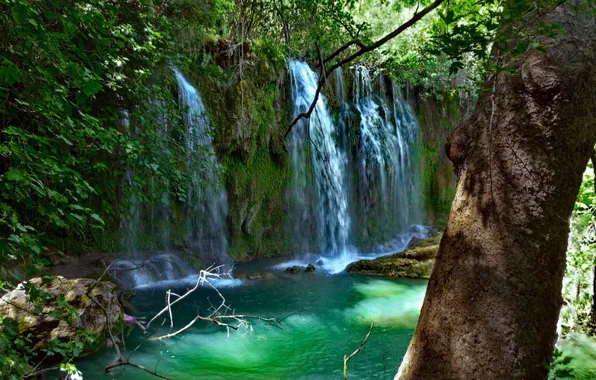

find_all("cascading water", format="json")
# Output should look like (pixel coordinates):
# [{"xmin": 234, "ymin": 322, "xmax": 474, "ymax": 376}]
[
  {"xmin": 288, "ymin": 60, "xmax": 356, "ymax": 271},
  {"xmin": 112, "ymin": 70, "xmax": 232, "ymax": 288},
  {"xmin": 121, "ymin": 110, "xmax": 142, "ymax": 254},
  {"xmin": 353, "ymin": 66, "xmax": 423, "ymax": 248},
  {"xmin": 148, "ymin": 99, "xmax": 171, "ymax": 251},
  {"xmin": 285, "ymin": 61, "xmax": 426, "ymax": 272},
  {"xmin": 121, "ymin": 103, "xmax": 172, "ymax": 255},
  {"xmin": 173, "ymin": 67, "xmax": 232, "ymax": 270}
]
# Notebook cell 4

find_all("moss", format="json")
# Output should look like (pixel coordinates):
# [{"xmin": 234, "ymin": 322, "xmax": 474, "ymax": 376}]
[
  {"xmin": 347, "ymin": 234, "xmax": 441, "ymax": 278},
  {"xmin": 416, "ymin": 91, "xmax": 461, "ymax": 226},
  {"xmin": 17, "ymin": 319, "xmax": 32, "ymax": 333},
  {"xmin": 188, "ymin": 42, "xmax": 293, "ymax": 260}
]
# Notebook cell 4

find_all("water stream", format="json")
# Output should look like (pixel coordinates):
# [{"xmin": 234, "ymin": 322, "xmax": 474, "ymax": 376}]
[
  {"xmin": 353, "ymin": 66, "xmax": 423, "ymax": 248},
  {"xmin": 174, "ymin": 67, "xmax": 231, "ymax": 270}
]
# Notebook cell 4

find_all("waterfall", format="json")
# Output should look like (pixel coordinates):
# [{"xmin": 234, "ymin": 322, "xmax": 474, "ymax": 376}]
[
  {"xmin": 285, "ymin": 61, "xmax": 425, "ymax": 272},
  {"xmin": 112, "ymin": 70, "xmax": 232, "ymax": 288},
  {"xmin": 353, "ymin": 66, "xmax": 423, "ymax": 247},
  {"xmin": 173, "ymin": 67, "xmax": 232, "ymax": 269},
  {"xmin": 149, "ymin": 99, "xmax": 172, "ymax": 251},
  {"xmin": 121, "ymin": 110, "xmax": 142, "ymax": 254},
  {"xmin": 121, "ymin": 103, "xmax": 172, "ymax": 254},
  {"xmin": 287, "ymin": 60, "xmax": 356, "ymax": 269}
]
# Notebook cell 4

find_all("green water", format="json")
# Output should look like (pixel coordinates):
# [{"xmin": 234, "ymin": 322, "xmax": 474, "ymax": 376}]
[{"xmin": 75, "ymin": 260, "xmax": 427, "ymax": 379}]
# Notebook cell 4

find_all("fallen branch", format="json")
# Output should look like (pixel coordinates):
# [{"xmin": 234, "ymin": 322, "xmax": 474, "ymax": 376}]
[
  {"xmin": 343, "ymin": 322, "xmax": 374, "ymax": 380},
  {"xmin": 145, "ymin": 264, "xmax": 226, "ymax": 330},
  {"xmin": 103, "ymin": 264, "xmax": 283, "ymax": 378}
]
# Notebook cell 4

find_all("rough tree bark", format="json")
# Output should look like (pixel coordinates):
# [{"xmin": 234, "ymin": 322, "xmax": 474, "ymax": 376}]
[{"xmin": 397, "ymin": 1, "xmax": 596, "ymax": 379}]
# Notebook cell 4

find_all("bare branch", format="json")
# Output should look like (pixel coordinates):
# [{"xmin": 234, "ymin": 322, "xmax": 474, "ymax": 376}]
[
  {"xmin": 343, "ymin": 322, "xmax": 374, "ymax": 380},
  {"xmin": 148, "ymin": 268, "xmax": 282, "ymax": 340},
  {"xmin": 145, "ymin": 264, "xmax": 226, "ymax": 330},
  {"xmin": 103, "ymin": 265, "xmax": 284, "ymax": 379}
]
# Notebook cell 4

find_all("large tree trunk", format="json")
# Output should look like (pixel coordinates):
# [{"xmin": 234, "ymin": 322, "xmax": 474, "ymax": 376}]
[{"xmin": 397, "ymin": 2, "xmax": 596, "ymax": 379}]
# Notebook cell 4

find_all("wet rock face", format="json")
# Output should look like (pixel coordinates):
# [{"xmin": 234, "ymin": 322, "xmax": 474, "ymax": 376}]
[
  {"xmin": 0, "ymin": 276, "xmax": 124, "ymax": 352},
  {"xmin": 347, "ymin": 234, "xmax": 442, "ymax": 278}
]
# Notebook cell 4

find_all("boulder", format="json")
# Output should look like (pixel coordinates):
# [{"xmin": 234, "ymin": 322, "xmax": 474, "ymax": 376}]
[
  {"xmin": 285, "ymin": 264, "xmax": 317, "ymax": 274},
  {"xmin": 347, "ymin": 233, "xmax": 442, "ymax": 279},
  {"xmin": 285, "ymin": 266, "xmax": 304, "ymax": 274},
  {"xmin": 0, "ymin": 276, "xmax": 124, "ymax": 352}
]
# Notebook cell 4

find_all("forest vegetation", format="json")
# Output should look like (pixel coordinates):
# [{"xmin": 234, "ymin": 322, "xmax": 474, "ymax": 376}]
[{"xmin": 0, "ymin": 0, "xmax": 595, "ymax": 379}]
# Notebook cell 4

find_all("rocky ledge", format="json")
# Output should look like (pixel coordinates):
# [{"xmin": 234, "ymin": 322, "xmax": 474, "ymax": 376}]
[
  {"xmin": 0, "ymin": 276, "xmax": 124, "ymax": 353},
  {"xmin": 347, "ymin": 233, "xmax": 443, "ymax": 278}
]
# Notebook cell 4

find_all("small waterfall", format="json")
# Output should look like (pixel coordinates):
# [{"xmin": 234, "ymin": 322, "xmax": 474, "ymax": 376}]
[
  {"xmin": 353, "ymin": 66, "xmax": 423, "ymax": 246},
  {"xmin": 121, "ymin": 110, "xmax": 142, "ymax": 254},
  {"xmin": 113, "ymin": 71, "xmax": 232, "ymax": 288},
  {"xmin": 336, "ymin": 67, "xmax": 351, "ymax": 154},
  {"xmin": 288, "ymin": 60, "xmax": 356, "ymax": 268},
  {"xmin": 149, "ymin": 99, "xmax": 171, "ymax": 251},
  {"xmin": 121, "ymin": 105, "xmax": 171, "ymax": 253},
  {"xmin": 173, "ymin": 67, "xmax": 232, "ymax": 269}
]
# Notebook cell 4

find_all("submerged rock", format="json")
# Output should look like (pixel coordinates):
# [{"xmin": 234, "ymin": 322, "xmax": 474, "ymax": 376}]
[
  {"xmin": 234, "ymin": 272, "xmax": 275, "ymax": 280},
  {"xmin": 347, "ymin": 234, "xmax": 442, "ymax": 278},
  {"xmin": 0, "ymin": 276, "xmax": 124, "ymax": 353},
  {"xmin": 285, "ymin": 265, "xmax": 316, "ymax": 274},
  {"xmin": 285, "ymin": 266, "xmax": 304, "ymax": 274}
]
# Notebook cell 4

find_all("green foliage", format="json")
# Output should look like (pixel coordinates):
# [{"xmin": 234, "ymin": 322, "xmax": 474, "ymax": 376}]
[
  {"xmin": 0, "ymin": 316, "xmax": 32, "ymax": 379},
  {"xmin": 0, "ymin": 0, "xmax": 171, "ymax": 280},
  {"xmin": 550, "ymin": 334, "xmax": 596, "ymax": 379},
  {"xmin": 0, "ymin": 0, "xmax": 178, "ymax": 375},
  {"xmin": 560, "ymin": 163, "xmax": 596, "ymax": 336}
]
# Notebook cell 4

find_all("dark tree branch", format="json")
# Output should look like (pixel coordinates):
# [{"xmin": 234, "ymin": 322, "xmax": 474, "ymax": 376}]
[
  {"xmin": 105, "ymin": 359, "xmax": 171, "ymax": 379},
  {"xmin": 285, "ymin": 0, "xmax": 445, "ymax": 137},
  {"xmin": 319, "ymin": 39, "xmax": 366, "ymax": 68}
]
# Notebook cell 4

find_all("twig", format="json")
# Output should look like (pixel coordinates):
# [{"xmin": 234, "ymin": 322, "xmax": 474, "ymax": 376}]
[{"xmin": 343, "ymin": 322, "xmax": 374, "ymax": 380}]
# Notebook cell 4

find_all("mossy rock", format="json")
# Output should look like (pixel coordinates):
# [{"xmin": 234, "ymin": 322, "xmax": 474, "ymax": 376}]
[
  {"xmin": 0, "ymin": 276, "xmax": 124, "ymax": 355},
  {"xmin": 347, "ymin": 233, "xmax": 442, "ymax": 278}
]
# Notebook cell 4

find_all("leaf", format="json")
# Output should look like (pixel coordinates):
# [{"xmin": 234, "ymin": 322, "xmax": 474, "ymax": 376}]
[
  {"xmin": 83, "ymin": 81, "xmax": 102, "ymax": 96},
  {"xmin": 10, "ymin": 5, "xmax": 29, "ymax": 25},
  {"xmin": 0, "ymin": 65, "xmax": 22, "ymax": 85},
  {"xmin": 9, "ymin": 269, "xmax": 24, "ymax": 282},
  {"xmin": 90, "ymin": 213, "xmax": 105, "ymax": 225},
  {"xmin": 4, "ymin": 168, "xmax": 26, "ymax": 182}
]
